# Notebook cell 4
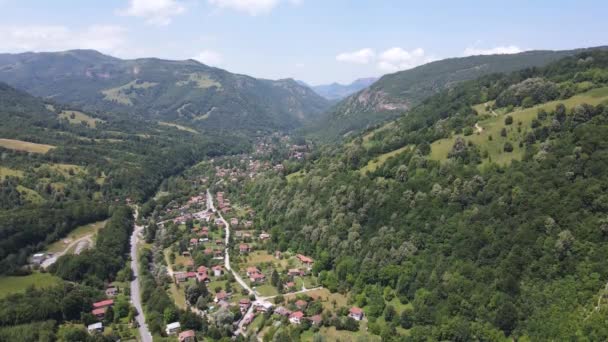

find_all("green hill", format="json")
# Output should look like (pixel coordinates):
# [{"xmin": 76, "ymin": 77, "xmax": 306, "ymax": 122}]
[
  {"xmin": 246, "ymin": 50, "xmax": 608, "ymax": 340},
  {"xmin": 308, "ymin": 46, "xmax": 608, "ymax": 140},
  {"xmin": 0, "ymin": 50, "xmax": 330, "ymax": 133}
]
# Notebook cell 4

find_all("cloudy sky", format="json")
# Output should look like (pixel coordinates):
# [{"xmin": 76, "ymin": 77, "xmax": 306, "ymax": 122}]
[{"xmin": 0, "ymin": 0, "xmax": 606, "ymax": 84}]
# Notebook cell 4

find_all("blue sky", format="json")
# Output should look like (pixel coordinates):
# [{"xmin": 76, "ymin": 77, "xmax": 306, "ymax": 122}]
[{"xmin": 0, "ymin": 0, "xmax": 606, "ymax": 84}]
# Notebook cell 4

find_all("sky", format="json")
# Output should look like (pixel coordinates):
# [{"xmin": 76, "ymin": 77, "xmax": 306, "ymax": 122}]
[{"xmin": 0, "ymin": 0, "xmax": 606, "ymax": 85}]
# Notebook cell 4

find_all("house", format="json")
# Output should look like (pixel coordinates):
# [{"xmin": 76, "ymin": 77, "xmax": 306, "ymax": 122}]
[
  {"xmin": 87, "ymin": 322, "xmax": 103, "ymax": 334},
  {"xmin": 245, "ymin": 220, "xmax": 253, "ymax": 228},
  {"xmin": 296, "ymin": 254, "xmax": 314, "ymax": 268},
  {"xmin": 216, "ymin": 239, "xmax": 223, "ymax": 246},
  {"xmin": 259, "ymin": 233, "xmax": 270, "ymax": 241},
  {"xmin": 189, "ymin": 238, "xmax": 199, "ymax": 246},
  {"xmin": 214, "ymin": 291, "xmax": 230, "ymax": 302},
  {"xmin": 289, "ymin": 311, "xmax": 304, "ymax": 324},
  {"xmin": 212, "ymin": 265, "xmax": 223, "ymax": 277},
  {"xmin": 204, "ymin": 248, "xmax": 213, "ymax": 255},
  {"xmin": 197, "ymin": 272, "xmax": 209, "ymax": 283},
  {"xmin": 93, "ymin": 299, "xmax": 114, "ymax": 309},
  {"xmin": 239, "ymin": 243, "xmax": 250, "ymax": 254},
  {"xmin": 239, "ymin": 298, "xmax": 251, "ymax": 312},
  {"xmin": 288, "ymin": 268, "xmax": 303, "ymax": 277},
  {"xmin": 213, "ymin": 250, "xmax": 224, "ymax": 259},
  {"xmin": 255, "ymin": 300, "xmax": 273, "ymax": 312},
  {"xmin": 246, "ymin": 267, "xmax": 260, "ymax": 277},
  {"xmin": 349, "ymin": 307, "xmax": 364, "ymax": 321},
  {"xmin": 105, "ymin": 286, "xmax": 118, "ymax": 297},
  {"xmin": 174, "ymin": 272, "xmax": 188, "ymax": 283},
  {"xmin": 295, "ymin": 300, "xmax": 308, "ymax": 310},
  {"xmin": 197, "ymin": 265, "xmax": 208, "ymax": 274},
  {"xmin": 275, "ymin": 251, "xmax": 282, "ymax": 259},
  {"xmin": 186, "ymin": 271, "xmax": 197, "ymax": 279},
  {"xmin": 178, "ymin": 329, "xmax": 196, "ymax": 342},
  {"xmin": 166, "ymin": 322, "xmax": 181, "ymax": 335},
  {"xmin": 230, "ymin": 218, "xmax": 238, "ymax": 226},
  {"xmin": 242, "ymin": 312, "xmax": 255, "ymax": 326},
  {"xmin": 250, "ymin": 272, "xmax": 265, "ymax": 283},
  {"xmin": 285, "ymin": 281, "xmax": 296, "ymax": 289},
  {"xmin": 274, "ymin": 306, "xmax": 291, "ymax": 317},
  {"xmin": 92, "ymin": 307, "xmax": 107, "ymax": 319},
  {"xmin": 309, "ymin": 315, "xmax": 322, "ymax": 326}
]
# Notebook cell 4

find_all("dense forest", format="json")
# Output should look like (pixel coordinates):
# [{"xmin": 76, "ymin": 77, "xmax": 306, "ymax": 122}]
[{"xmin": 245, "ymin": 51, "xmax": 608, "ymax": 340}]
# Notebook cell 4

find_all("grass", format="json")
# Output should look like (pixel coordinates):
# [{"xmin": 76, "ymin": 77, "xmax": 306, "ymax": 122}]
[
  {"xmin": 101, "ymin": 80, "xmax": 158, "ymax": 106},
  {"xmin": 45, "ymin": 220, "xmax": 107, "ymax": 254},
  {"xmin": 16, "ymin": 185, "xmax": 44, "ymax": 204},
  {"xmin": 284, "ymin": 288, "xmax": 348, "ymax": 311},
  {"xmin": 38, "ymin": 163, "xmax": 86, "ymax": 177},
  {"xmin": 59, "ymin": 110, "xmax": 103, "ymax": 128},
  {"xmin": 0, "ymin": 138, "xmax": 55, "ymax": 153},
  {"xmin": 169, "ymin": 283, "xmax": 188, "ymax": 310},
  {"xmin": 360, "ymin": 145, "xmax": 413, "ymax": 174},
  {"xmin": 158, "ymin": 121, "xmax": 198, "ymax": 134},
  {"xmin": 301, "ymin": 324, "xmax": 381, "ymax": 342},
  {"xmin": 255, "ymin": 284, "xmax": 279, "ymax": 297},
  {"xmin": 286, "ymin": 170, "xmax": 306, "ymax": 183},
  {"xmin": 360, "ymin": 121, "xmax": 396, "ymax": 148},
  {"xmin": 0, "ymin": 166, "xmax": 24, "ymax": 179},
  {"xmin": 175, "ymin": 73, "xmax": 222, "ymax": 89},
  {"xmin": 0, "ymin": 272, "xmax": 62, "ymax": 299},
  {"xmin": 430, "ymin": 87, "xmax": 608, "ymax": 166}
]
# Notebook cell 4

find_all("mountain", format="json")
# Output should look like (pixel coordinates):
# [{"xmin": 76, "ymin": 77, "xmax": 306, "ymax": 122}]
[
  {"xmin": 249, "ymin": 50, "xmax": 608, "ymax": 340},
  {"xmin": 309, "ymin": 77, "xmax": 378, "ymax": 100},
  {"xmin": 308, "ymin": 46, "xmax": 608, "ymax": 140},
  {"xmin": 0, "ymin": 50, "xmax": 331, "ymax": 133}
]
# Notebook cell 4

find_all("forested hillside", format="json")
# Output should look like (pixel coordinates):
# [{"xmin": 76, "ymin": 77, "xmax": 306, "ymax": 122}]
[
  {"xmin": 0, "ymin": 81, "xmax": 248, "ymax": 274},
  {"xmin": 309, "ymin": 47, "xmax": 607, "ymax": 140},
  {"xmin": 0, "ymin": 50, "xmax": 330, "ymax": 133},
  {"xmin": 246, "ymin": 50, "xmax": 608, "ymax": 340}
]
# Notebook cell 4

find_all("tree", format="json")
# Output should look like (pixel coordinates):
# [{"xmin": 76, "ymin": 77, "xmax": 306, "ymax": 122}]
[
  {"xmin": 505, "ymin": 116, "xmax": 513, "ymax": 125},
  {"xmin": 384, "ymin": 304, "xmax": 396, "ymax": 322},
  {"xmin": 504, "ymin": 142, "xmax": 514, "ymax": 152}
]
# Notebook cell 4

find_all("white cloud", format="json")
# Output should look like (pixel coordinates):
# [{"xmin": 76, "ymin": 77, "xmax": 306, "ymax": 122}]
[
  {"xmin": 194, "ymin": 50, "xmax": 223, "ymax": 66},
  {"xmin": 0, "ymin": 25, "xmax": 127, "ymax": 55},
  {"xmin": 336, "ymin": 48, "xmax": 376, "ymax": 64},
  {"xmin": 119, "ymin": 0, "xmax": 185, "ymax": 26},
  {"xmin": 463, "ymin": 45, "xmax": 523, "ymax": 56},
  {"xmin": 207, "ymin": 0, "xmax": 300, "ymax": 15},
  {"xmin": 377, "ymin": 47, "xmax": 433, "ymax": 72},
  {"xmin": 295, "ymin": 63, "xmax": 305, "ymax": 68}
]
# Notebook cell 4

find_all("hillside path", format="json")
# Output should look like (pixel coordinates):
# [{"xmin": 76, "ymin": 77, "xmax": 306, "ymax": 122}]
[{"xmin": 129, "ymin": 208, "xmax": 153, "ymax": 342}]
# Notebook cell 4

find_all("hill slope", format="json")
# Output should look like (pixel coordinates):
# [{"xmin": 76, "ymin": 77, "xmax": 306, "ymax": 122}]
[
  {"xmin": 309, "ymin": 47, "xmax": 607, "ymax": 140},
  {"xmin": 0, "ymin": 50, "xmax": 330, "ymax": 133}
]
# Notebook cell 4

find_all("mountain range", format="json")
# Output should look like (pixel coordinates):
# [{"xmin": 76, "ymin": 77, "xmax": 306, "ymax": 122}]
[
  {"xmin": 0, "ymin": 50, "xmax": 330, "ymax": 133},
  {"xmin": 305, "ymin": 77, "xmax": 379, "ymax": 100}
]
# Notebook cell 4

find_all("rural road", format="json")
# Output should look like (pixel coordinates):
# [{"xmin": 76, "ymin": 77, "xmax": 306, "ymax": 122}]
[{"xmin": 129, "ymin": 208, "xmax": 153, "ymax": 342}]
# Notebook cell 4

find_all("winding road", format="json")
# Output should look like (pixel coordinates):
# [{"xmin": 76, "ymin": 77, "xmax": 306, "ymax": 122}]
[{"xmin": 129, "ymin": 208, "xmax": 153, "ymax": 342}]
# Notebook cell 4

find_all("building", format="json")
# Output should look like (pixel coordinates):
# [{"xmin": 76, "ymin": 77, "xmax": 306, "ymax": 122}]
[
  {"xmin": 239, "ymin": 243, "xmax": 250, "ymax": 254},
  {"xmin": 214, "ymin": 291, "xmax": 230, "ymax": 302},
  {"xmin": 296, "ymin": 254, "xmax": 314, "ymax": 269},
  {"xmin": 93, "ymin": 299, "xmax": 114, "ymax": 309},
  {"xmin": 32, "ymin": 253, "xmax": 46, "ymax": 265},
  {"xmin": 289, "ymin": 311, "xmax": 304, "ymax": 324},
  {"xmin": 255, "ymin": 300, "xmax": 273, "ymax": 313},
  {"xmin": 87, "ymin": 322, "xmax": 103, "ymax": 334},
  {"xmin": 274, "ymin": 306, "xmax": 291, "ymax": 317},
  {"xmin": 91, "ymin": 307, "xmax": 107, "ymax": 319},
  {"xmin": 246, "ymin": 266, "xmax": 260, "ymax": 277},
  {"xmin": 249, "ymin": 272, "xmax": 265, "ymax": 283},
  {"xmin": 288, "ymin": 268, "xmax": 303, "ymax": 277},
  {"xmin": 105, "ymin": 286, "xmax": 118, "ymax": 297},
  {"xmin": 166, "ymin": 322, "xmax": 181, "ymax": 335},
  {"xmin": 349, "ymin": 307, "xmax": 364, "ymax": 321},
  {"xmin": 239, "ymin": 298, "xmax": 251, "ymax": 312},
  {"xmin": 295, "ymin": 300, "xmax": 308, "ymax": 310},
  {"xmin": 259, "ymin": 233, "xmax": 270, "ymax": 241},
  {"xmin": 212, "ymin": 265, "xmax": 223, "ymax": 277},
  {"xmin": 178, "ymin": 329, "xmax": 196, "ymax": 342},
  {"xmin": 174, "ymin": 272, "xmax": 188, "ymax": 283},
  {"xmin": 230, "ymin": 218, "xmax": 239, "ymax": 226},
  {"xmin": 309, "ymin": 315, "xmax": 322, "ymax": 326}
]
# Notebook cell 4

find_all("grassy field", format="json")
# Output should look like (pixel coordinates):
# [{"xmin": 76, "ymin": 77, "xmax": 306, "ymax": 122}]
[
  {"xmin": 0, "ymin": 166, "xmax": 24, "ymax": 179},
  {"xmin": 176, "ymin": 73, "xmax": 222, "ymax": 89},
  {"xmin": 45, "ymin": 220, "xmax": 107, "ymax": 253},
  {"xmin": 16, "ymin": 185, "xmax": 44, "ymax": 204},
  {"xmin": 0, "ymin": 138, "xmax": 55, "ymax": 153},
  {"xmin": 360, "ymin": 121, "xmax": 396, "ymax": 148},
  {"xmin": 360, "ymin": 145, "xmax": 413, "ymax": 174},
  {"xmin": 102, "ymin": 80, "xmax": 158, "ymax": 106},
  {"xmin": 0, "ymin": 272, "xmax": 62, "ymax": 299},
  {"xmin": 59, "ymin": 110, "xmax": 103, "ymax": 128},
  {"xmin": 301, "ymin": 323, "xmax": 381, "ymax": 342},
  {"xmin": 430, "ymin": 87, "xmax": 608, "ymax": 166},
  {"xmin": 284, "ymin": 288, "xmax": 348, "ymax": 311},
  {"xmin": 169, "ymin": 282, "xmax": 188, "ymax": 310},
  {"xmin": 255, "ymin": 284, "xmax": 279, "ymax": 297},
  {"xmin": 158, "ymin": 121, "xmax": 198, "ymax": 134},
  {"xmin": 38, "ymin": 163, "xmax": 86, "ymax": 177}
]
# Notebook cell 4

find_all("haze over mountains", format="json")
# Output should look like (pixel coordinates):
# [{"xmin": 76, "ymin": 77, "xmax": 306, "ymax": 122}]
[{"xmin": 305, "ymin": 77, "xmax": 379, "ymax": 100}]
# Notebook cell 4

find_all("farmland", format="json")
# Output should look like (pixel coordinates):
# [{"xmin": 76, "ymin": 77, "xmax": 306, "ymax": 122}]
[{"xmin": 0, "ymin": 138, "xmax": 55, "ymax": 153}]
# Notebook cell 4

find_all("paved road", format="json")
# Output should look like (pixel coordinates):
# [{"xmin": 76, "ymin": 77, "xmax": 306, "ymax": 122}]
[{"xmin": 129, "ymin": 209, "xmax": 153, "ymax": 342}]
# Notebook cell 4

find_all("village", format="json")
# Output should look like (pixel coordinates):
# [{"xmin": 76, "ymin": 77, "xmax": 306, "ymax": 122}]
[{"xmin": 134, "ymin": 135, "xmax": 381, "ymax": 341}]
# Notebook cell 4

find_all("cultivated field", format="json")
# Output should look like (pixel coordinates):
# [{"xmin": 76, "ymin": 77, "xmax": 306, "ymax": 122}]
[{"xmin": 0, "ymin": 138, "xmax": 55, "ymax": 153}]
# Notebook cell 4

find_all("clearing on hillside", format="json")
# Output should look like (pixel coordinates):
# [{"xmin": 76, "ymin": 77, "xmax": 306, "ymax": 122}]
[
  {"xmin": 361, "ymin": 145, "xmax": 413, "ymax": 174},
  {"xmin": 0, "ymin": 166, "xmax": 24, "ymax": 179},
  {"xmin": 0, "ymin": 138, "xmax": 55, "ymax": 153},
  {"xmin": 59, "ymin": 110, "xmax": 104, "ymax": 128},
  {"xmin": 0, "ymin": 272, "xmax": 62, "ymax": 299},
  {"xmin": 101, "ymin": 80, "xmax": 158, "ymax": 106},
  {"xmin": 158, "ymin": 121, "xmax": 198, "ymax": 133},
  {"xmin": 175, "ymin": 73, "xmax": 222, "ymax": 89},
  {"xmin": 430, "ymin": 86, "xmax": 608, "ymax": 166}
]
